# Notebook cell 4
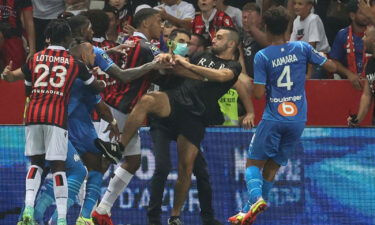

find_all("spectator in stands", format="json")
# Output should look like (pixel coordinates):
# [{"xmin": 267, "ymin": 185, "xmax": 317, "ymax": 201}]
[
  {"xmin": 192, "ymin": 0, "xmax": 234, "ymax": 41},
  {"xmin": 347, "ymin": 26, "xmax": 375, "ymax": 127},
  {"xmin": 290, "ymin": 0, "xmax": 330, "ymax": 79},
  {"xmin": 0, "ymin": 0, "xmax": 35, "ymax": 69},
  {"xmin": 329, "ymin": 0, "xmax": 370, "ymax": 90},
  {"xmin": 323, "ymin": 0, "xmax": 350, "ymax": 46},
  {"xmin": 189, "ymin": 33, "xmax": 210, "ymax": 56},
  {"xmin": 32, "ymin": 0, "xmax": 65, "ymax": 51},
  {"xmin": 154, "ymin": 0, "xmax": 195, "ymax": 30},
  {"xmin": 162, "ymin": 21, "xmax": 178, "ymax": 45},
  {"xmin": 105, "ymin": 0, "xmax": 134, "ymax": 43},
  {"xmin": 241, "ymin": 3, "xmax": 267, "ymax": 78},
  {"xmin": 216, "ymin": 0, "xmax": 243, "ymax": 29},
  {"xmin": 103, "ymin": 5, "xmax": 122, "ymax": 42}
]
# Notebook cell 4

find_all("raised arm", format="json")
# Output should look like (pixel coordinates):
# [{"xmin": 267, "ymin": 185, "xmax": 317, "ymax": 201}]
[
  {"xmin": 106, "ymin": 60, "xmax": 173, "ymax": 83},
  {"xmin": 174, "ymin": 55, "xmax": 235, "ymax": 82},
  {"xmin": 0, "ymin": 61, "xmax": 25, "ymax": 82}
]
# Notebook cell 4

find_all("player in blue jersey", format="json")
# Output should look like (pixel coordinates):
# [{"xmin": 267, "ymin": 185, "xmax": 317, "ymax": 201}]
[{"xmin": 228, "ymin": 7, "xmax": 337, "ymax": 225}]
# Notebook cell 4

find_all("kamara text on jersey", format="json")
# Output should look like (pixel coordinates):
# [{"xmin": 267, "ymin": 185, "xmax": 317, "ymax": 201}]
[{"xmin": 272, "ymin": 54, "xmax": 298, "ymax": 68}]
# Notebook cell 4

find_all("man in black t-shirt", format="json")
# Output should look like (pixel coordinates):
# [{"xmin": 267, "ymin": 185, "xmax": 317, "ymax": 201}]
[
  {"xmin": 348, "ymin": 26, "xmax": 375, "ymax": 126},
  {"xmin": 118, "ymin": 27, "xmax": 242, "ymax": 225}
]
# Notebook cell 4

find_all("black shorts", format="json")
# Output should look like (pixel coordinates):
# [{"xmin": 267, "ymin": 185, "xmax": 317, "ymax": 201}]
[{"xmin": 163, "ymin": 92, "xmax": 205, "ymax": 149}]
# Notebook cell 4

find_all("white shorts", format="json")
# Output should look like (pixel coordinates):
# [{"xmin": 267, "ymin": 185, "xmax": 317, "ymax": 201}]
[
  {"xmin": 25, "ymin": 125, "xmax": 68, "ymax": 161},
  {"xmin": 97, "ymin": 106, "xmax": 141, "ymax": 157}
]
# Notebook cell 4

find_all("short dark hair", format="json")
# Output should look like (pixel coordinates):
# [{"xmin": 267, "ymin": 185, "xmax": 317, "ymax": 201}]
[
  {"xmin": 242, "ymin": 3, "xmax": 261, "ymax": 14},
  {"xmin": 132, "ymin": 8, "xmax": 159, "ymax": 29},
  {"xmin": 219, "ymin": 26, "xmax": 241, "ymax": 47},
  {"xmin": 68, "ymin": 15, "xmax": 90, "ymax": 37},
  {"xmin": 263, "ymin": 6, "xmax": 290, "ymax": 35},
  {"xmin": 169, "ymin": 29, "xmax": 191, "ymax": 41},
  {"xmin": 85, "ymin": 10, "xmax": 109, "ymax": 38},
  {"xmin": 192, "ymin": 33, "xmax": 210, "ymax": 48},
  {"xmin": 44, "ymin": 19, "xmax": 72, "ymax": 44},
  {"xmin": 346, "ymin": 0, "xmax": 359, "ymax": 13}
]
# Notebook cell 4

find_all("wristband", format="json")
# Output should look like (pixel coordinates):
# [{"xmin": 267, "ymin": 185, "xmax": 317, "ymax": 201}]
[{"xmin": 111, "ymin": 119, "xmax": 117, "ymax": 126}]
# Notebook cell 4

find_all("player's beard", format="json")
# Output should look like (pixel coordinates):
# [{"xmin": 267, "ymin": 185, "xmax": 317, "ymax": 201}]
[{"xmin": 211, "ymin": 43, "xmax": 228, "ymax": 55}]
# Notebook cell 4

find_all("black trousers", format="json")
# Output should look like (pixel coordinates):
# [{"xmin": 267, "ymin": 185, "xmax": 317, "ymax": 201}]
[
  {"xmin": 33, "ymin": 17, "xmax": 51, "ymax": 52},
  {"xmin": 147, "ymin": 122, "xmax": 215, "ymax": 224}
]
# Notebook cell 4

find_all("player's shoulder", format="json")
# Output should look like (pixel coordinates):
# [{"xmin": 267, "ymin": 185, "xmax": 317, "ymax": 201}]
[{"xmin": 140, "ymin": 39, "xmax": 161, "ymax": 56}]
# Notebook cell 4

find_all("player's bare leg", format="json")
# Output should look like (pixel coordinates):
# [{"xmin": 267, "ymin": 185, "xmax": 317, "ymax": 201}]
[
  {"xmin": 120, "ymin": 92, "xmax": 171, "ymax": 148},
  {"xmin": 169, "ymin": 135, "xmax": 199, "ymax": 224}
]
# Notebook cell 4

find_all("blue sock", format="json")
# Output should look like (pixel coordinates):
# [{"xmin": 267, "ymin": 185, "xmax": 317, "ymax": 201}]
[
  {"xmin": 34, "ymin": 180, "xmax": 55, "ymax": 222},
  {"xmin": 262, "ymin": 179, "xmax": 274, "ymax": 201},
  {"xmin": 51, "ymin": 170, "xmax": 86, "ymax": 222},
  {"xmin": 81, "ymin": 171, "xmax": 103, "ymax": 218},
  {"xmin": 245, "ymin": 166, "xmax": 263, "ymax": 203}
]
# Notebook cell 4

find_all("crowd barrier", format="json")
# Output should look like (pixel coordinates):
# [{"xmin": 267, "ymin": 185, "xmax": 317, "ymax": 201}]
[
  {"xmin": 0, "ymin": 80, "xmax": 373, "ymax": 126},
  {"xmin": 1, "ymin": 126, "xmax": 374, "ymax": 225}
]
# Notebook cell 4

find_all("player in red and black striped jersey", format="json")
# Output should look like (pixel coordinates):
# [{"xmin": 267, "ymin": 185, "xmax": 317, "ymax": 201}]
[
  {"xmin": 0, "ymin": 19, "xmax": 103, "ymax": 225},
  {"xmin": 86, "ymin": 9, "xmax": 123, "ymax": 123},
  {"xmin": 192, "ymin": 0, "xmax": 234, "ymax": 42},
  {"xmin": 92, "ymin": 8, "xmax": 166, "ymax": 225}
]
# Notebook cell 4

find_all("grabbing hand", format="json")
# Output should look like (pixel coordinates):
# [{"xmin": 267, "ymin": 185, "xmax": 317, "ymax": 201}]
[
  {"xmin": 240, "ymin": 112, "xmax": 255, "ymax": 129},
  {"xmin": 1, "ymin": 60, "xmax": 13, "ymax": 80},
  {"xmin": 347, "ymin": 72, "xmax": 363, "ymax": 90},
  {"xmin": 347, "ymin": 115, "xmax": 359, "ymax": 127},
  {"xmin": 104, "ymin": 120, "xmax": 120, "ymax": 141},
  {"xmin": 173, "ymin": 54, "xmax": 190, "ymax": 68}
]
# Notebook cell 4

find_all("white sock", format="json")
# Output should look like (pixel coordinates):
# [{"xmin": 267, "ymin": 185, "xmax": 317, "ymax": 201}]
[
  {"xmin": 53, "ymin": 172, "xmax": 68, "ymax": 220},
  {"xmin": 97, "ymin": 167, "xmax": 133, "ymax": 215},
  {"xmin": 25, "ymin": 165, "xmax": 43, "ymax": 207}
]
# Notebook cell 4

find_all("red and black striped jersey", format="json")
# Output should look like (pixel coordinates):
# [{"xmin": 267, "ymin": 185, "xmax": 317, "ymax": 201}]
[
  {"xmin": 0, "ymin": 0, "xmax": 32, "ymax": 37},
  {"xmin": 105, "ymin": 34, "xmax": 160, "ymax": 114},
  {"xmin": 192, "ymin": 10, "xmax": 234, "ymax": 41},
  {"xmin": 91, "ymin": 37, "xmax": 121, "ymax": 121},
  {"xmin": 21, "ymin": 46, "xmax": 94, "ymax": 129}
]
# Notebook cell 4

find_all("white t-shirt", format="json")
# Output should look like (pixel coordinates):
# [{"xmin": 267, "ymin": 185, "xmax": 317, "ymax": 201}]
[
  {"xmin": 32, "ymin": 0, "xmax": 65, "ymax": 19},
  {"xmin": 154, "ymin": 1, "xmax": 195, "ymax": 20},
  {"xmin": 290, "ymin": 13, "xmax": 330, "ymax": 53},
  {"xmin": 225, "ymin": 6, "xmax": 242, "ymax": 28}
]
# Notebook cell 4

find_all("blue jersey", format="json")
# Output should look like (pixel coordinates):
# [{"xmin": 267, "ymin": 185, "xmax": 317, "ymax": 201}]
[
  {"xmin": 68, "ymin": 79, "xmax": 101, "ymax": 154},
  {"xmin": 254, "ymin": 41, "xmax": 327, "ymax": 122},
  {"xmin": 94, "ymin": 46, "xmax": 114, "ymax": 72}
]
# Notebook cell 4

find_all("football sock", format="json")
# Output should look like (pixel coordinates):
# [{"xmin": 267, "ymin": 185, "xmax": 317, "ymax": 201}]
[
  {"xmin": 81, "ymin": 171, "xmax": 103, "ymax": 218},
  {"xmin": 245, "ymin": 166, "xmax": 263, "ymax": 204},
  {"xmin": 53, "ymin": 172, "xmax": 68, "ymax": 220},
  {"xmin": 96, "ymin": 167, "xmax": 133, "ymax": 215},
  {"xmin": 25, "ymin": 165, "xmax": 43, "ymax": 208}
]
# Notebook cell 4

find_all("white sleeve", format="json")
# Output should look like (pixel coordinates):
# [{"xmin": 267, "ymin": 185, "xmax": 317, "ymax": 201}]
[
  {"xmin": 183, "ymin": 4, "xmax": 195, "ymax": 19},
  {"xmin": 235, "ymin": 8, "xmax": 243, "ymax": 28},
  {"xmin": 306, "ymin": 16, "xmax": 322, "ymax": 43},
  {"xmin": 289, "ymin": 19, "xmax": 298, "ymax": 42}
]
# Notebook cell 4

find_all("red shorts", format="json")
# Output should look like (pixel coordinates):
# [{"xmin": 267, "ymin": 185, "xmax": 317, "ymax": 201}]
[{"xmin": 0, "ymin": 37, "xmax": 26, "ymax": 69}]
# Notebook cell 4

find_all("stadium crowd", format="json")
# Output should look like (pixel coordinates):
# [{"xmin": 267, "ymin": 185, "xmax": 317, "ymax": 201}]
[{"xmin": 0, "ymin": 0, "xmax": 375, "ymax": 225}]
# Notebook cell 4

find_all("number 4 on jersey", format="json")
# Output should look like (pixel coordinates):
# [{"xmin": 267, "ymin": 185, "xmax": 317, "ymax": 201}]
[{"xmin": 277, "ymin": 65, "xmax": 293, "ymax": 90}]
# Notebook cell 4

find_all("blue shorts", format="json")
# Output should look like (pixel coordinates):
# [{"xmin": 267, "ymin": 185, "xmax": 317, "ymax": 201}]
[
  {"xmin": 65, "ymin": 141, "xmax": 85, "ymax": 174},
  {"xmin": 247, "ymin": 120, "xmax": 305, "ymax": 166},
  {"xmin": 68, "ymin": 120, "xmax": 101, "ymax": 156}
]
